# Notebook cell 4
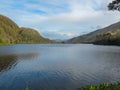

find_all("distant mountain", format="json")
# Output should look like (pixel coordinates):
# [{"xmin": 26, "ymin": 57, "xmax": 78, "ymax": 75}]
[
  {"xmin": 0, "ymin": 14, "xmax": 52, "ymax": 45},
  {"xmin": 66, "ymin": 22, "xmax": 120, "ymax": 45}
]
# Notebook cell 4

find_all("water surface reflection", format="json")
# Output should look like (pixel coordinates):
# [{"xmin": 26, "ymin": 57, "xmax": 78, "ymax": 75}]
[
  {"xmin": 0, "ymin": 44, "xmax": 120, "ymax": 90},
  {"xmin": 0, "ymin": 53, "xmax": 39, "ymax": 72}
]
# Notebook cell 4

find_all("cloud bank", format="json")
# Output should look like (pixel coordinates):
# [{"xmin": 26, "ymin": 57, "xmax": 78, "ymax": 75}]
[{"xmin": 0, "ymin": 0, "xmax": 120, "ymax": 40}]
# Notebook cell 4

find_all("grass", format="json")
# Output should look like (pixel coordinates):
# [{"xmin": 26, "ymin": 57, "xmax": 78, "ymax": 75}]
[
  {"xmin": 25, "ymin": 86, "xmax": 29, "ymax": 90},
  {"xmin": 76, "ymin": 82, "xmax": 120, "ymax": 90},
  {"xmin": 0, "ymin": 42, "xmax": 11, "ymax": 46},
  {"xmin": 0, "ymin": 43, "xmax": 10, "ymax": 46}
]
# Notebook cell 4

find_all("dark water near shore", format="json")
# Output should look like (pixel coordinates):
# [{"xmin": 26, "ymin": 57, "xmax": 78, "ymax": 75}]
[{"xmin": 0, "ymin": 44, "xmax": 120, "ymax": 90}]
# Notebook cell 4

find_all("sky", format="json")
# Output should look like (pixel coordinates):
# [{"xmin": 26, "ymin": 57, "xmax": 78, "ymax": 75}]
[{"xmin": 0, "ymin": 0, "xmax": 120, "ymax": 40}]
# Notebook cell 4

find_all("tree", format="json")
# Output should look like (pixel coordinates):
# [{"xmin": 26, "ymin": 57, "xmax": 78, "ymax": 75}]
[{"xmin": 108, "ymin": 0, "xmax": 120, "ymax": 11}]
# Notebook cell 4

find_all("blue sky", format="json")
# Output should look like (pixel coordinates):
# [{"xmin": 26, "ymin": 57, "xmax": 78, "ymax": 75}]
[{"xmin": 0, "ymin": 0, "xmax": 120, "ymax": 40}]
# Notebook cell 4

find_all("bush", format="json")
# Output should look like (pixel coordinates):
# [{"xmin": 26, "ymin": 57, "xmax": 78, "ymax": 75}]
[{"xmin": 77, "ymin": 82, "xmax": 120, "ymax": 90}]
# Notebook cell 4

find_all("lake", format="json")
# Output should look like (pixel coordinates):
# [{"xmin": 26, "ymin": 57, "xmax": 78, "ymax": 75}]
[{"xmin": 0, "ymin": 44, "xmax": 120, "ymax": 90}]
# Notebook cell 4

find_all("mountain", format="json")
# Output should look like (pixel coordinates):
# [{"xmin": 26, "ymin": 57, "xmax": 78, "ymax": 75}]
[
  {"xmin": 0, "ymin": 15, "xmax": 19, "ymax": 44},
  {"xmin": 18, "ymin": 27, "xmax": 52, "ymax": 44},
  {"xmin": 0, "ymin": 14, "xmax": 52, "ymax": 45},
  {"xmin": 66, "ymin": 22, "xmax": 120, "ymax": 44}
]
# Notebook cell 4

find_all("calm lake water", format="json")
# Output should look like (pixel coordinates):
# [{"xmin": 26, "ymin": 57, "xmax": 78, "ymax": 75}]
[{"xmin": 0, "ymin": 44, "xmax": 120, "ymax": 90}]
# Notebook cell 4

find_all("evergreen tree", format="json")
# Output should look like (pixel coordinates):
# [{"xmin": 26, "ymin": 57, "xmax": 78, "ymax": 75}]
[{"xmin": 108, "ymin": 0, "xmax": 120, "ymax": 11}]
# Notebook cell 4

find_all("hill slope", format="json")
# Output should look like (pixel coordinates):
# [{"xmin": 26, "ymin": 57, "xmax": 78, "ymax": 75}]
[
  {"xmin": 0, "ymin": 15, "xmax": 19, "ymax": 44},
  {"xmin": 0, "ymin": 14, "xmax": 52, "ymax": 45},
  {"xmin": 18, "ymin": 27, "xmax": 52, "ymax": 44},
  {"xmin": 66, "ymin": 22, "xmax": 120, "ymax": 44},
  {"xmin": 93, "ymin": 29, "xmax": 120, "ymax": 45}
]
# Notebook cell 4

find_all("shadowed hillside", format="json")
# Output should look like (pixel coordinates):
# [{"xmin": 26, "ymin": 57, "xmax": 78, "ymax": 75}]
[
  {"xmin": 66, "ymin": 22, "xmax": 120, "ymax": 45},
  {"xmin": 94, "ymin": 29, "xmax": 120, "ymax": 45}
]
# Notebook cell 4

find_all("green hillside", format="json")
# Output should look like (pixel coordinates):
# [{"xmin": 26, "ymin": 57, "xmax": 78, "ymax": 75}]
[
  {"xmin": 0, "ymin": 15, "xmax": 19, "ymax": 45},
  {"xmin": 17, "ymin": 27, "xmax": 52, "ymax": 44},
  {"xmin": 0, "ymin": 14, "xmax": 52, "ymax": 45}
]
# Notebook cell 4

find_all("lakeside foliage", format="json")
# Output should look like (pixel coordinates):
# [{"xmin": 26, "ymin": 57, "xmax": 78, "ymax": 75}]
[
  {"xmin": 77, "ymin": 82, "xmax": 120, "ymax": 90},
  {"xmin": 24, "ymin": 82, "xmax": 120, "ymax": 90}
]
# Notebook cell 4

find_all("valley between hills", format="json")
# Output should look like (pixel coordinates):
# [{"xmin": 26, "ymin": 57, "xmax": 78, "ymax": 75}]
[{"xmin": 0, "ymin": 14, "xmax": 120, "ymax": 46}]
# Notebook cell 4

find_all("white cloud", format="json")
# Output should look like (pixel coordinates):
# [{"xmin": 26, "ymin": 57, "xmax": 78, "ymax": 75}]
[
  {"xmin": 41, "ymin": 30, "xmax": 80, "ymax": 40},
  {"xmin": 0, "ymin": 0, "xmax": 120, "ymax": 40}
]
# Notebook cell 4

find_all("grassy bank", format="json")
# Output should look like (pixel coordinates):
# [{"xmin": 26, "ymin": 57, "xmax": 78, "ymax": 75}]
[
  {"xmin": 77, "ymin": 82, "xmax": 120, "ymax": 90},
  {"xmin": 0, "ymin": 43, "xmax": 10, "ymax": 46}
]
